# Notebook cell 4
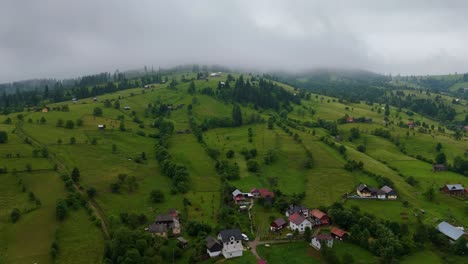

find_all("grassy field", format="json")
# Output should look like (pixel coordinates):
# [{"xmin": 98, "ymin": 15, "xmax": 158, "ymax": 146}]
[
  {"xmin": 0, "ymin": 73, "xmax": 467, "ymax": 263},
  {"xmin": 257, "ymin": 242, "xmax": 323, "ymax": 264}
]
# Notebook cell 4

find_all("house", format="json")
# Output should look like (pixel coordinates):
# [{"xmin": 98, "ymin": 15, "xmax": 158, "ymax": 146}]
[
  {"xmin": 437, "ymin": 222, "xmax": 465, "ymax": 242},
  {"xmin": 331, "ymin": 227, "xmax": 349, "ymax": 241},
  {"xmin": 232, "ymin": 189, "xmax": 246, "ymax": 204},
  {"xmin": 41, "ymin": 107, "xmax": 49, "ymax": 113},
  {"xmin": 206, "ymin": 236, "xmax": 223, "ymax": 258},
  {"xmin": 97, "ymin": 124, "xmax": 106, "ymax": 130},
  {"xmin": 251, "ymin": 188, "xmax": 275, "ymax": 199},
  {"xmin": 148, "ymin": 211, "xmax": 181, "ymax": 236},
  {"xmin": 168, "ymin": 208, "xmax": 179, "ymax": 218},
  {"xmin": 441, "ymin": 184, "xmax": 465, "ymax": 196},
  {"xmin": 407, "ymin": 121, "xmax": 415, "ymax": 128},
  {"xmin": 148, "ymin": 223, "xmax": 168, "ymax": 236},
  {"xmin": 285, "ymin": 205, "xmax": 309, "ymax": 217},
  {"xmin": 310, "ymin": 234, "xmax": 334, "ymax": 250},
  {"xmin": 258, "ymin": 260, "xmax": 268, "ymax": 264},
  {"xmin": 381, "ymin": 186, "xmax": 398, "ymax": 199},
  {"xmin": 357, "ymin": 184, "xmax": 372, "ymax": 197},
  {"xmin": 433, "ymin": 164, "xmax": 447, "ymax": 172},
  {"xmin": 93, "ymin": 97, "xmax": 98, "ymax": 102},
  {"xmin": 372, "ymin": 188, "xmax": 387, "ymax": 199},
  {"xmin": 464, "ymin": 126, "xmax": 468, "ymax": 132},
  {"xmin": 218, "ymin": 229, "xmax": 243, "ymax": 259},
  {"xmin": 346, "ymin": 117, "xmax": 355, "ymax": 123},
  {"xmin": 270, "ymin": 218, "xmax": 287, "ymax": 232},
  {"xmin": 124, "ymin": 106, "xmax": 131, "ymax": 110},
  {"xmin": 177, "ymin": 237, "xmax": 189, "ymax": 249},
  {"xmin": 310, "ymin": 209, "xmax": 329, "ymax": 226},
  {"xmin": 289, "ymin": 213, "xmax": 312, "ymax": 232},
  {"xmin": 72, "ymin": 98, "xmax": 78, "ymax": 103}
]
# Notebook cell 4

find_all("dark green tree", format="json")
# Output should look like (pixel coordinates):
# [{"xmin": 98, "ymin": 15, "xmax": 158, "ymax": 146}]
[
  {"xmin": 149, "ymin": 189, "xmax": 165, "ymax": 203},
  {"xmin": 93, "ymin": 107, "xmax": 103, "ymax": 116},
  {"xmin": 0, "ymin": 131, "xmax": 7, "ymax": 143},
  {"xmin": 10, "ymin": 208, "xmax": 20, "ymax": 223},
  {"xmin": 56, "ymin": 199, "xmax": 68, "ymax": 220},
  {"xmin": 188, "ymin": 80, "xmax": 196, "ymax": 95},
  {"xmin": 71, "ymin": 167, "xmax": 80, "ymax": 182},
  {"xmin": 435, "ymin": 152, "xmax": 446, "ymax": 164},
  {"xmin": 232, "ymin": 105, "xmax": 243, "ymax": 126}
]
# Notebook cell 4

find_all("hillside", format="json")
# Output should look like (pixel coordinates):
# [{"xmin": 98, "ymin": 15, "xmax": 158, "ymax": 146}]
[{"xmin": 0, "ymin": 71, "xmax": 467, "ymax": 264}]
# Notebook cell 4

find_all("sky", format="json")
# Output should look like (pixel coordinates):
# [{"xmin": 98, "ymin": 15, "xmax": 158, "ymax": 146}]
[{"xmin": 1, "ymin": 0, "xmax": 468, "ymax": 82}]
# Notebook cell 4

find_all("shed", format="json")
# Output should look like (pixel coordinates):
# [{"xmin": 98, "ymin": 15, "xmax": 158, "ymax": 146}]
[{"xmin": 177, "ymin": 237, "xmax": 189, "ymax": 249}]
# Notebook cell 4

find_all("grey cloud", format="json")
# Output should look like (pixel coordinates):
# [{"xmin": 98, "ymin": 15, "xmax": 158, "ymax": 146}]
[{"xmin": 1, "ymin": 0, "xmax": 468, "ymax": 82}]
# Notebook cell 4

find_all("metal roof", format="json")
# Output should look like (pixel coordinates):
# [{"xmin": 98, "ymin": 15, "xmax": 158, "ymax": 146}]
[{"xmin": 437, "ymin": 221, "xmax": 464, "ymax": 241}]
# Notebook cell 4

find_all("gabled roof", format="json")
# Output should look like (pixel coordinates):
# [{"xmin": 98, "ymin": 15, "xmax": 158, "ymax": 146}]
[
  {"xmin": 380, "ymin": 186, "xmax": 394, "ymax": 193},
  {"xmin": 259, "ymin": 188, "xmax": 275, "ymax": 198},
  {"xmin": 232, "ymin": 189, "xmax": 243, "ymax": 197},
  {"xmin": 206, "ymin": 236, "xmax": 222, "ymax": 251},
  {"xmin": 271, "ymin": 218, "xmax": 286, "ymax": 227},
  {"xmin": 155, "ymin": 214, "xmax": 174, "ymax": 223},
  {"xmin": 287, "ymin": 205, "xmax": 308, "ymax": 214},
  {"xmin": 331, "ymin": 227, "xmax": 347, "ymax": 238},
  {"xmin": 311, "ymin": 209, "xmax": 327, "ymax": 219},
  {"xmin": 314, "ymin": 234, "xmax": 333, "ymax": 241},
  {"xmin": 148, "ymin": 223, "xmax": 167, "ymax": 233},
  {"xmin": 289, "ymin": 213, "xmax": 307, "ymax": 225},
  {"xmin": 437, "ymin": 222, "xmax": 464, "ymax": 241},
  {"xmin": 371, "ymin": 188, "xmax": 386, "ymax": 196},
  {"xmin": 177, "ymin": 237, "xmax": 188, "ymax": 244},
  {"xmin": 445, "ymin": 184, "xmax": 464, "ymax": 191},
  {"xmin": 218, "ymin": 229, "xmax": 243, "ymax": 242},
  {"xmin": 357, "ymin": 184, "xmax": 369, "ymax": 192}
]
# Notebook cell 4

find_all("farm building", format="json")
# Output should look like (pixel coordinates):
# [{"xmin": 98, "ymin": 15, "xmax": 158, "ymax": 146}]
[
  {"xmin": 41, "ymin": 107, "xmax": 49, "ymax": 113},
  {"xmin": 206, "ymin": 236, "xmax": 223, "ymax": 258},
  {"xmin": 310, "ymin": 209, "xmax": 329, "ymax": 226},
  {"xmin": 437, "ymin": 222, "xmax": 465, "ymax": 242},
  {"xmin": 251, "ymin": 188, "xmax": 275, "ymax": 199},
  {"xmin": 147, "ymin": 210, "xmax": 180, "ymax": 237},
  {"xmin": 285, "ymin": 205, "xmax": 309, "ymax": 218},
  {"xmin": 97, "ymin": 124, "xmax": 106, "ymax": 130},
  {"xmin": 270, "ymin": 218, "xmax": 287, "ymax": 232},
  {"xmin": 310, "ymin": 234, "xmax": 334, "ymax": 250},
  {"xmin": 331, "ymin": 227, "xmax": 349, "ymax": 241},
  {"xmin": 440, "ymin": 184, "xmax": 465, "ymax": 196},
  {"xmin": 289, "ymin": 212, "xmax": 312, "ymax": 232},
  {"xmin": 381, "ymin": 186, "xmax": 398, "ymax": 199},
  {"xmin": 232, "ymin": 189, "xmax": 252, "ymax": 204},
  {"xmin": 357, "ymin": 184, "xmax": 373, "ymax": 197},
  {"xmin": 433, "ymin": 164, "xmax": 447, "ymax": 172},
  {"xmin": 217, "ymin": 229, "xmax": 243, "ymax": 259},
  {"xmin": 124, "ymin": 106, "xmax": 131, "ymax": 110},
  {"xmin": 177, "ymin": 237, "xmax": 189, "ymax": 249}
]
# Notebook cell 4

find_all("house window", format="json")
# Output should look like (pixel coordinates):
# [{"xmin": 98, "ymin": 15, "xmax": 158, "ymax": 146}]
[{"xmin": 231, "ymin": 241, "xmax": 233, "ymax": 245}]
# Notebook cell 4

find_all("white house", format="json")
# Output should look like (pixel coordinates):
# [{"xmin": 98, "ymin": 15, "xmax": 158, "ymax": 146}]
[
  {"xmin": 218, "ymin": 229, "xmax": 243, "ymax": 259},
  {"xmin": 206, "ymin": 236, "xmax": 223, "ymax": 258},
  {"xmin": 310, "ymin": 234, "xmax": 334, "ymax": 250},
  {"xmin": 289, "ymin": 213, "xmax": 312, "ymax": 232}
]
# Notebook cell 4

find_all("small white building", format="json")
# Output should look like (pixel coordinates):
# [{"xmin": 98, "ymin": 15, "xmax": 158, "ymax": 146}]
[
  {"xmin": 206, "ymin": 236, "xmax": 222, "ymax": 258},
  {"xmin": 310, "ymin": 234, "xmax": 334, "ymax": 250},
  {"xmin": 218, "ymin": 229, "xmax": 243, "ymax": 259},
  {"xmin": 289, "ymin": 213, "xmax": 312, "ymax": 232}
]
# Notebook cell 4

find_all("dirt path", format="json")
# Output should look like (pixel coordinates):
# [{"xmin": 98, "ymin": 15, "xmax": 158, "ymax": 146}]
[{"xmin": 15, "ymin": 122, "xmax": 110, "ymax": 239}]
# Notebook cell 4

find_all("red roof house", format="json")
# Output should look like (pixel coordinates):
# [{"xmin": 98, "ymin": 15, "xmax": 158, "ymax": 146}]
[
  {"xmin": 270, "ymin": 218, "xmax": 287, "ymax": 231},
  {"xmin": 311, "ymin": 209, "xmax": 329, "ymax": 226},
  {"xmin": 331, "ymin": 227, "xmax": 349, "ymax": 240}
]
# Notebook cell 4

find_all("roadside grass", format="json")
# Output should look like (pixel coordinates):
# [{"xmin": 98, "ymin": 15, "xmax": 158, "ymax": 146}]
[{"xmin": 256, "ymin": 242, "xmax": 322, "ymax": 264}]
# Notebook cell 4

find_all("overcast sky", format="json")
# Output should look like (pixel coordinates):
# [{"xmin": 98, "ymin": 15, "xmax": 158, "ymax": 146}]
[{"xmin": 1, "ymin": 0, "xmax": 468, "ymax": 82}]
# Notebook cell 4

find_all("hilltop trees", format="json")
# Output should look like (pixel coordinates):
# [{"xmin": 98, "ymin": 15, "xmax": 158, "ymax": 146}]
[{"xmin": 232, "ymin": 105, "xmax": 243, "ymax": 126}]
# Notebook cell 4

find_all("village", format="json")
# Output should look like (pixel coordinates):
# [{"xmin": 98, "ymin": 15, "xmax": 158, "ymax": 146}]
[{"xmin": 143, "ymin": 183, "xmax": 467, "ymax": 262}]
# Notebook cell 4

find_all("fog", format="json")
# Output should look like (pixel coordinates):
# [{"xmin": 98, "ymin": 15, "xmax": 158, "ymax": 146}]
[{"xmin": 1, "ymin": 0, "xmax": 468, "ymax": 82}]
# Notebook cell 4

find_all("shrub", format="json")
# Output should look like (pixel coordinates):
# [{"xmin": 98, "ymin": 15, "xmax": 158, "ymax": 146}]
[
  {"xmin": 10, "ymin": 208, "xmax": 21, "ymax": 223},
  {"xmin": 247, "ymin": 160, "xmax": 260, "ymax": 172}
]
